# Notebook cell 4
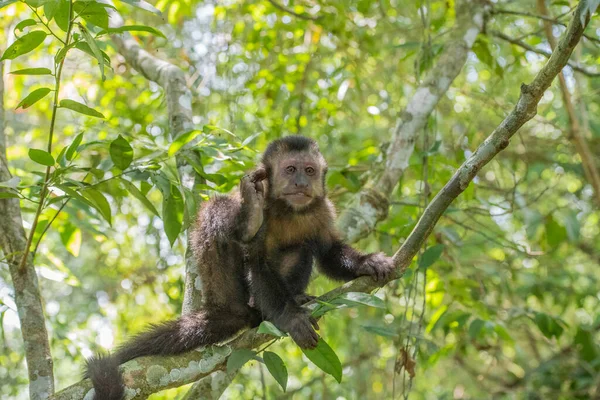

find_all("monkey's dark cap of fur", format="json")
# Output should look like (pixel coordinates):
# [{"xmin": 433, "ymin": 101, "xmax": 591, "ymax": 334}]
[{"xmin": 262, "ymin": 135, "xmax": 319, "ymax": 163}]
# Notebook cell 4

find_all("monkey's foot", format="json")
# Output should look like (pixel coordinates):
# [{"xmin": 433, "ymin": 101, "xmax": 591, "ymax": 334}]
[{"xmin": 294, "ymin": 293, "xmax": 317, "ymax": 305}]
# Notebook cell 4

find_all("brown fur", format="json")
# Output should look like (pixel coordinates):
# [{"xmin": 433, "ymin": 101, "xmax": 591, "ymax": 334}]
[{"xmin": 84, "ymin": 135, "xmax": 394, "ymax": 400}]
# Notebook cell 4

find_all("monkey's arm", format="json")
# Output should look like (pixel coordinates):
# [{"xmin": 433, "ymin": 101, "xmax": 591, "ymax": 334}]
[
  {"xmin": 316, "ymin": 237, "xmax": 395, "ymax": 282},
  {"xmin": 236, "ymin": 168, "xmax": 267, "ymax": 242}
]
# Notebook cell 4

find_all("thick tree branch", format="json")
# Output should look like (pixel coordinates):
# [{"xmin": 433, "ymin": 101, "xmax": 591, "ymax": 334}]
[
  {"xmin": 0, "ymin": 63, "xmax": 55, "ymax": 398},
  {"xmin": 50, "ymin": 2, "xmax": 593, "ymax": 398},
  {"xmin": 107, "ymin": 11, "xmax": 204, "ymax": 314},
  {"xmin": 337, "ymin": 0, "xmax": 489, "ymax": 243},
  {"xmin": 536, "ymin": 0, "xmax": 600, "ymax": 206}
]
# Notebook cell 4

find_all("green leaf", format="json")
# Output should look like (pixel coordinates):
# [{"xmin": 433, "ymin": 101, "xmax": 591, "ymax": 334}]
[
  {"xmin": 15, "ymin": 19, "xmax": 37, "ymax": 33},
  {"xmin": 78, "ymin": 23, "xmax": 105, "ymax": 80},
  {"xmin": 120, "ymin": 178, "xmax": 158, "ymax": 216},
  {"xmin": 362, "ymin": 324, "xmax": 399, "ymax": 338},
  {"xmin": 263, "ymin": 351, "xmax": 287, "ymax": 392},
  {"xmin": 43, "ymin": 0, "xmax": 59, "ymax": 20},
  {"xmin": 168, "ymin": 130, "xmax": 201, "ymax": 157},
  {"xmin": 73, "ymin": 1, "xmax": 109, "ymax": 29},
  {"xmin": 110, "ymin": 135, "xmax": 133, "ymax": 170},
  {"xmin": 545, "ymin": 215, "xmax": 566, "ymax": 248},
  {"xmin": 257, "ymin": 321, "xmax": 287, "ymax": 337},
  {"xmin": 301, "ymin": 337, "xmax": 342, "ymax": 383},
  {"xmin": 10, "ymin": 67, "xmax": 52, "ymax": 75},
  {"xmin": 75, "ymin": 41, "xmax": 110, "ymax": 64},
  {"xmin": 54, "ymin": 0, "xmax": 70, "ymax": 32},
  {"xmin": 533, "ymin": 312, "xmax": 564, "ymax": 339},
  {"xmin": 54, "ymin": 42, "xmax": 77, "ymax": 64},
  {"xmin": 163, "ymin": 185, "xmax": 183, "ymax": 246},
  {"xmin": 66, "ymin": 132, "xmax": 83, "ymax": 161},
  {"xmin": 418, "ymin": 244, "xmax": 445, "ymax": 270},
  {"xmin": 330, "ymin": 292, "xmax": 385, "ymax": 309},
  {"xmin": 16, "ymin": 88, "xmax": 51, "ymax": 109},
  {"xmin": 81, "ymin": 188, "xmax": 112, "ymax": 225},
  {"xmin": 29, "ymin": 149, "xmax": 55, "ymax": 166},
  {"xmin": 102, "ymin": 25, "xmax": 166, "ymax": 38},
  {"xmin": 1, "ymin": 31, "xmax": 47, "ymax": 61},
  {"xmin": 60, "ymin": 99, "xmax": 105, "ymax": 118},
  {"xmin": 227, "ymin": 349, "xmax": 256, "ymax": 373},
  {"xmin": 0, "ymin": 192, "xmax": 20, "ymax": 199},
  {"xmin": 120, "ymin": 0, "xmax": 162, "ymax": 16},
  {"xmin": 60, "ymin": 223, "xmax": 82, "ymax": 256},
  {"xmin": 468, "ymin": 318, "xmax": 485, "ymax": 339}
]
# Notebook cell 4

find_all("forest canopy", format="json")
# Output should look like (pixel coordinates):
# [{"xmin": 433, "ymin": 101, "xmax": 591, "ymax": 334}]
[{"xmin": 1, "ymin": 0, "xmax": 600, "ymax": 399}]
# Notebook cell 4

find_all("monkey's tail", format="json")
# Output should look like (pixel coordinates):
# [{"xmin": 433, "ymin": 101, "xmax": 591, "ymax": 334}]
[
  {"xmin": 84, "ymin": 310, "xmax": 256, "ymax": 399},
  {"xmin": 85, "ymin": 353, "xmax": 125, "ymax": 400}
]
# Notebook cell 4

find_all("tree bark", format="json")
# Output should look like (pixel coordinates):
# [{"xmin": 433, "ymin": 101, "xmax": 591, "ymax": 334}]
[
  {"xmin": 0, "ymin": 62, "xmax": 55, "ymax": 399},
  {"xmin": 108, "ymin": 11, "xmax": 204, "ymax": 314},
  {"xmin": 337, "ymin": 0, "xmax": 490, "ymax": 243},
  {"xmin": 50, "ymin": 1, "xmax": 593, "ymax": 397}
]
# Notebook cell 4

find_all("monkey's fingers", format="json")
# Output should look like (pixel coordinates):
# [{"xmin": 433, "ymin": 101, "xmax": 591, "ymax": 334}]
[
  {"xmin": 310, "ymin": 316, "xmax": 320, "ymax": 331},
  {"xmin": 250, "ymin": 167, "xmax": 267, "ymax": 183}
]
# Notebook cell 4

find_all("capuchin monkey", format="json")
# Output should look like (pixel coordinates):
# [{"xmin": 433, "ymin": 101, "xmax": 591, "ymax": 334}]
[{"xmin": 85, "ymin": 135, "xmax": 395, "ymax": 399}]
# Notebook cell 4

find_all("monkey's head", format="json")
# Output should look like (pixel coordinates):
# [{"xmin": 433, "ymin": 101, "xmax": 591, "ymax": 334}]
[{"xmin": 261, "ymin": 135, "xmax": 328, "ymax": 211}]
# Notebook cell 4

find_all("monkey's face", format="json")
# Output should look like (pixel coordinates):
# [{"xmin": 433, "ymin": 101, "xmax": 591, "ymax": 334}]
[{"xmin": 270, "ymin": 152, "xmax": 325, "ymax": 211}]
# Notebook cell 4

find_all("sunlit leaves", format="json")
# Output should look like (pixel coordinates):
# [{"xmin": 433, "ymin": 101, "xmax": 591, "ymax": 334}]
[
  {"xmin": 119, "ymin": 0, "xmax": 162, "ymax": 16},
  {"xmin": 78, "ymin": 23, "xmax": 106, "ymax": 80},
  {"xmin": 10, "ymin": 67, "xmax": 52, "ymax": 75},
  {"xmin": 15, "ymin": 19, "xmax": 37, "ymax": 33},
  {"xmin": 263, "ymin": 351, "xmax": 288, "ymax": 392},
  {"xmin": 257, "ymin": 321, "xmax": 287, "ymax": 337},
  {"xmin": 1, "ymin": 31, "xmax": 47, "ymax": 61},
  {"xmin": 119, "ymin": 178, "xmax": 158, "ymax": 216},
  {"xmin": 330, "ymin": 292, "xmax": 385, "ymax": 309},
  {"xmin": 226, "ymin": 349, "xmax": 257, "ymax": 373},
  {"xmin": 301, "ymin": 337, "xmax": 342, "ymax": 383},
  {"xmin": 109, "ymin": 135, "xmax": 133, "ymax": 170},
  {"xmin": 162, "ymin": 184, "xmax": 184, "ymax": 246},
  {"xmin": 73, "ymin": 1, "xmax": 110, "ymax": 30},
  {"xmin": 168, "ymin": 130, "xmax": 202, "ymax": 157},
  {"xmin": 81, "ymin": 188, "xmax": 112, "ymax": 225},
  {"xmin": 16, "ymin": 88, "xmax": 52, "ymax": 109},
  {"xmin": 54, "ymin": 0, "xmax": 70, "ymax": 32},
  {"xmin": 65, "ymin": 132, "xmax": 83, "ymax": 161},
  {"xmin": 29, "ymin": 149, "xmax": 55, "ymax": 166},
  {"xmin": 101, "ymin": 25, "xmax": 166, "ymax": 38},
  {"xmin": 59, "ymin": 99, "xmax": 105, "ymax": 118}
]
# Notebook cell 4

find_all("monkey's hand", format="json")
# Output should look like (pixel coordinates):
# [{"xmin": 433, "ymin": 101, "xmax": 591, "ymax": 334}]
[
  {"xmin": 240, "ymin": 167, "xmax": 267, "ymax": 242},
  {"xmin": 357, "ymin": 252, "xmax": 395, "ymax": 281},
  {"xmin": 273, "ymin": 307, "xmax": 319, "ymax": 349},
  {"xmin": 294, "ymin": 293, "xmax": 317, "ymax": 305}
]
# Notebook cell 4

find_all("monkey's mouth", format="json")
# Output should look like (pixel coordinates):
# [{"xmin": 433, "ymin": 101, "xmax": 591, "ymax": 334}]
[{"xmin": 283, "ymin": 192, "xmax": 312, "ymax": 205}]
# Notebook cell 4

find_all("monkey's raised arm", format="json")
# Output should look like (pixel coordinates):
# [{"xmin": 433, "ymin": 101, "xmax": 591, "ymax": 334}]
[
  {"xmin": 316, "ymin": 235, "xmax": 395, "ymax": 282},
  {"xmin": 235, "ymin": 167, "xmax": 267, "ymax": 242}
]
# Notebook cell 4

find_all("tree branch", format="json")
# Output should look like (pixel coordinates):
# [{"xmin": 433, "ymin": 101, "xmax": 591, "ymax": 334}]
[
  {"xmin": 51, "ymin": 2, "xmax": 593, "ymax": 398},
  {"xmin": 490, "ymin": 30, "xmax": 600, "ymax": 76},
  {"xmin": 107, "ymin": 10, "xmax": 205, "ymax": 314},
  {"xmin": 0, "ymin": 62, "xmax": 55, "ymax": 399},
  {"xmin": 337, "ymin": 0, "xmax": 489, "ymax": 243},
  {"xmin": 266, "ymin": 0, "xmax": 319, "ymax": 21}
]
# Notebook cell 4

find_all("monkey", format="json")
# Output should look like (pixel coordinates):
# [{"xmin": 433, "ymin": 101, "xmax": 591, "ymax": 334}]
[{"xmin": 85, "ymin": 135, "xmax": 395, "ymax": 400}]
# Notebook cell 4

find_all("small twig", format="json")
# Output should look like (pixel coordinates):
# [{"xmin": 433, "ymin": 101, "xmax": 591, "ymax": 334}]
[
  {"xmin": 490, "ymin": 30, "xmax": 600, "ymax": 77},
  {"xmin": 266, "ymin": 0, "xmax": 319, "ymax": 21}
]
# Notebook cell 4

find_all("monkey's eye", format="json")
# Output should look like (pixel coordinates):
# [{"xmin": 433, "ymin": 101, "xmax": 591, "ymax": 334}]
[
  {"xmin": 285, "ymin": 166, "xmax": 296, "ymax": 174},
  {"xmin": 305, "ymin": 166, "xmax": 315, "ymax": 175}
]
